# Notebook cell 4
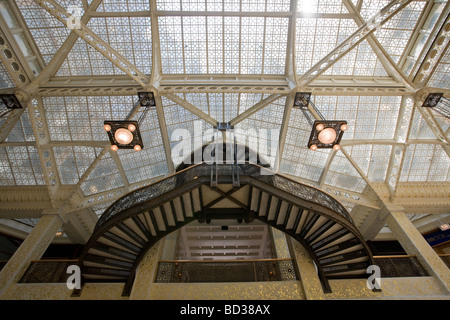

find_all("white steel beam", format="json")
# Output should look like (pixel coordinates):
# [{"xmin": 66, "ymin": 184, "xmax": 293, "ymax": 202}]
[
  {"xmin": 34, "ymin": 0, "xmax": 150, "ymax": 88},
  {"xmin": 36, "ymin": 74, "xmax": 415, "ymax": 97},
  {"xmin": 0, "ymin": 108, "xmax": 25, "ymax": 143},
  {"xmin": 160, "ymin": 75, "xmax": 291, "ymax": 94},
  {"xmin": 149, "ymin": 0, "xmax": 162, "ymax": 89},
  {"xmin": 397, "ymin": 0, "xmax": 436, "ymax": 72},
  {"xmin": 229, "ymin": 94, "xmax": 285, "ymax": 126},
  {"xmin": 318, "ymin": 150, "xmax": 337, "ymax": 188},
  {"xmin": 297, "ymin": 0, "xmax": 414, "ymax": 87},
  {"xmin": 0, "ymin": 21, "xmax": 30, "ymax": 88},
  {"xmin": 149, "ymin": 1, "xmax": 174, "ymax": 173},
  {"xmin": 3, "ymin": 137, "xmax": 444, "ymax": 150},
  {"xmin": 155, "ymin": 95, "xmax": 175, "ymax": 173},
  {"xmin": 273, "ymin": 92, "xmax": 295, "ymax": 172},
  {"xmin": 340, "ymin": 139, "xmax": 448, "ymax": 147},
  {"xmin": 6, "ymin": 0, "xmax": 46, "ymax": 72},
  {"xmin": 89, "ymin": 9, "xmax": 354, "ymax": 19},
  {"xmin": 36, "ymin": 82, "xmax": 415, "ymax": 97},
  {"xmin": 412, "ymin": 2, "xmax": 450, "ymax": 86},
  {"xmin": 284, "ymin": 0, "xmax": 299, "ymax": 88},
  {"xmin": 389, "ymin": 182, "xmax": 450, "ymax": 215},
  {"xmin": 109, "ymin": 149, "xmax": 130, "ymax": 188},
  {"xmin": 0, "ymin": 140, "xmax": 108, "ymax": 148},
  {"xmin": 340, "ymin": 147, "xmax": 384, "ymax": 195},
  {"xmin": 0, "ymin": 8, "xmax": 37, "ymax": 83},
  {"xmin": 25, "ymin": 0, "xmax": 103, "ymax": 94},
  {"xmin": 163, "ymin": 93, "xmax": 218, "ymax": 126},
  {"xmin": 27, "ymin": 97, "xmax": 63, "ymax": 207},
  {"xmin": 385, "ymin": 96, "xmax": 415, "ymax": 201},
  {"xmin": 0, "ymin": 186, "xmax": 52, "ymax": 212}
]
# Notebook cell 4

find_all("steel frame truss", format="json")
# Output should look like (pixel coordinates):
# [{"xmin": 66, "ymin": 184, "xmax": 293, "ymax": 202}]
[{"xmin": 0, "ymin": 0, "xmax": 447, "ymax": 243}]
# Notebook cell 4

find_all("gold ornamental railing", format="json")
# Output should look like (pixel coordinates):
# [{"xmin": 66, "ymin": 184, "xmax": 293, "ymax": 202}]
[
  {"xmin": 4, "ymin": 254, "xmax": 449, "ymax": 284},
  {"xmin": 154, "ymin": 258, "xmax": 298, "ymax": 283}
]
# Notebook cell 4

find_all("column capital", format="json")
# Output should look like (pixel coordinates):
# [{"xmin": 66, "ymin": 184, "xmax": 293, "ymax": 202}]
[
  {"xmin": 0, "ymin": 214, "xmax": 64, "ymax": 298},
  {"xmin": 385, "ymin": 210, "xmax": 450, "ymax": 293},
  {"xmin": 41, "ymin": 207, "xmax": 70, "ymax": 223}
]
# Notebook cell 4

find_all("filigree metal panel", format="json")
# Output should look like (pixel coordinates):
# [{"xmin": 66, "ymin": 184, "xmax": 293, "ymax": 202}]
[
  {"xmin": 155, "ymin": 260, "xmax": 297, "ymax": 283},
  {"xmin": 373, "ymin": 257, "xmax": 428, "ymax": 277},
  {"xmin": 19, "ymin": 260, "xmax": 80, "ymax": 283}
]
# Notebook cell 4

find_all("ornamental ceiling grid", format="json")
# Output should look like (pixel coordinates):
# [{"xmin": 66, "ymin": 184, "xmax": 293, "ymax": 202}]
[
  {"xmin": 96, "ymin": 0, "xmax": 150, "ymax": 12},
  {"xmin": 324, "ymin": 151, "xmax": 368, "ymax": 193},
  {"xmin": 400, "ymin": 144, "xmax": 450, "ymax": 182},
  {"xmin": 0, "ymin": 61, "xmax": 15, "ymax": 89},
  {"xmin": 295, "ymin": 18, "xmax": 359, "ymax": 75},
  {"xmin": 15, "ymin": 0, "xmax": 75, "ymax": 64},
  {"xmin": 4, "ymin": 111, "xmax": 35, "ymax": 143},
  {"xmin": 373, "ymin": 1, "xmax": 426, "ymax": 63},
  {"xmin": 313, "ymin": 95, "xmax": 402, "ymax": 140},
  {"xmin": 0, "ymin": 146, "xmax": 45, "ymax": 186},
  {"xmin": 80, "ymin": 151, "xmax": 124, "ymax": 196},
  {"xmin": 54, "ymin": 146, "xmax": 102, "ymax": 185},
  {"xmin": 235, "ymin": 96, "xmax": 286, "ymax": 168},
  {"xmin": 0, "ymin": 0, "xmax": 447, "ymax": 235},
  {"xmin": 345, "ymin": 144, "xmax": 393, "ymax": 182}
]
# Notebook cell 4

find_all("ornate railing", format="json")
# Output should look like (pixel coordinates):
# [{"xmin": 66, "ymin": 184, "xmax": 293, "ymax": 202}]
[
  {"xmin": 155, "ymin": 258, "xmax": 297, "ymax": 283},
  {"xmin": 96, "ymin": 162, "xmax": 353, "ymax": 230},
  {"xmin": 373, "ymin": 256, "xmax": 428, "ymax": 277},
  {"xmin": 19, "ymin": 260, "xmax": 79, "ymax": 283},
  {"xmin": 11, "ymin": 254, "xmax": 449, "ymax": 284}
]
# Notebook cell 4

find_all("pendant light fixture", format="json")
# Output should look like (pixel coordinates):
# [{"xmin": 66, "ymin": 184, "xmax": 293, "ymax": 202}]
[
  {"xmin": 293, "ymin": 92, "xmax": 348, "ymax": 151},
  {"xmin": 104, "ymin": 92, "xmax": 156, "ymax": 152},
  {"xmin": 421, "ymin": 92, "xmax": 449, "ymax": 119},
  {"xmin": 0, "ymin": 93, "xmax": 23, "ymax": 118}
]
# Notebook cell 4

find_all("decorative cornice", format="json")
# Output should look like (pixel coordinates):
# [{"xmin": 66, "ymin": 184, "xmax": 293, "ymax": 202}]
[{"xmin": 371, "ymin": 182, "xmax": 450, "ymax": 214}]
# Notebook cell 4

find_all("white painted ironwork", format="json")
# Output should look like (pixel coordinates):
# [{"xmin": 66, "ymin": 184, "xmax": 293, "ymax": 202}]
[{"xmin": 0, "ymin": 0, "xmax": 447, "ymax": 244}]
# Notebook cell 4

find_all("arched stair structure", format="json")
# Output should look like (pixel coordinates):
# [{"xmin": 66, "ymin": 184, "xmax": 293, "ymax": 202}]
[{"xmin": 77, "ymin": 162, "xmax": 375, "ymax": 296}]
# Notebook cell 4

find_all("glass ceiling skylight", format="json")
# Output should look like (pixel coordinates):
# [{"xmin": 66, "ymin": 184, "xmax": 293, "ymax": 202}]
[
  {"xmin": 373, "ymin": 1, "xmax": 426, "ymax": 63},
  {"xmin": 15, "ymin": 0, "xmax": 75, "ymax": 64},
  {"xmin": 313, "ymin": 95, "xmax": 402, "ymax": 140},
  {"xmin": 97, "ymin": 0, "xmax": 150, "ymax": 12},
  {"xmin": 159, "ymin": 16, "xmax": 288, "ymax": 75},
  {"xmin": 295, "ymin": 18, "xmax": 358, "ymax": 75},
  {"xmin": 400, "ymin": 144, "xmax": 450, "ymax": 182},
  {"xmin": 157, "ymin": 0, "xmax": 291, "ymax": 12},
  {"xmin": 0, "ymin": 146, "xmax": 45, "ymax": 186},
  {"xmin": 43, "ymin": 96, "xmax": 132, "ymax": 141},
  {"xmin": 0, "ymin": 0, "xmax": 448, "ymax": 231}
]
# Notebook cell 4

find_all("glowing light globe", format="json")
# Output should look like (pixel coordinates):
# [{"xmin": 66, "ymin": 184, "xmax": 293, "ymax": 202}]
[
  {"xmin": 114, "ymin": 128, "xmax": 134, "ymax": 145},
  {"xmin": 318, "ymin": 127, "xmax": 337, "ymax": 144}
]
